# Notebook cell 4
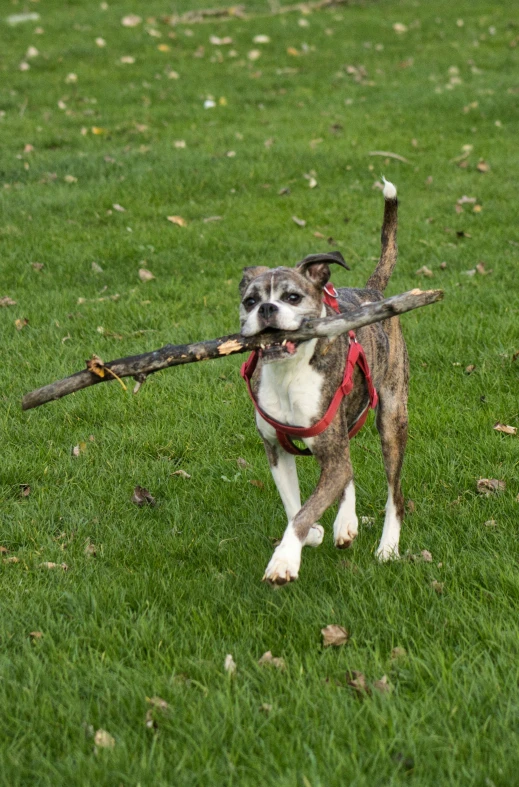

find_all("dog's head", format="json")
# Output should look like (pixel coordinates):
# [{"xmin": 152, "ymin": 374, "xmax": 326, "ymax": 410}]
[{"xmin": 239, "ymin": 251, "xmax": 349, "ymax": 362}]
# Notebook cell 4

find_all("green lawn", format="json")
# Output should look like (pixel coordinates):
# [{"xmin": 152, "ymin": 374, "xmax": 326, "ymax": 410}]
[{"xmin": 1, "ymin": 0, "xmax": 519, "ymax": 784}]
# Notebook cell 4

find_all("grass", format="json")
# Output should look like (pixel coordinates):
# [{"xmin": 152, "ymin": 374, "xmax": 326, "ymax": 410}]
[{"xmin": 1, "ymin": 0, "xmax": 519, "ymax": 783}]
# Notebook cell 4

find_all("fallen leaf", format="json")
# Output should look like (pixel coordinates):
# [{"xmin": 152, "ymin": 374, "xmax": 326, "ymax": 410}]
[
  {"xmin": 95, "ymin": 37, "xmax": 106, "ymax": 47},
  {"xmin": 494, "ymin": 423, "xmax": 517, "ymax": 436},
  {"xmin": 465, "ymin": 364, "xmax": 476, "ymax": 374},
  {"xmin": 39, "ymin": 561, "xmax": 68, "ymax": 570},
  {"xmin": 112, "ymin": 203, "xmax": 125, "ymax": 212},
  {"xmin": 476, "ymin": 262, "xmax": 491, "ymax": 275},
  {"xmin": 421, "ymin": 550, "xmax": 433, "ymax": 562},
  {"xmin": 484, "ymin": 519, "xmax": 498, "ymax": 527},
  {"xmin": 473, "ymin": 205, "xmax": 482, "ymax": 213},
  {"xmin": 477, "ymin": 478, "xmax": 505, "ymax": 495},
  {"xmin": 20, "ymin": 484, "xmax": 31, "ymax": 497},
  {"xmin": 92, "ymin": 126, "xmax": 107, "ymax": 135},
  {"xmin": 237, "ymin": 457, "xmax": 251, "ymax": 470},
  {"xmin": 84, "ymin": 541, "xmax": 97, "ymax": 557},
  {"xmin": 278, "ymin": 187, "xmax": 290, "ymax": 196},
  {"xmin": 172, "ymin": 469, "xmax": 191, "ymax": 479},
  {"xmin": 253, "ymin": 35, "xmax": 270, "ymax": 44},
  {"xmin": 147, "ymin": 696, "xmax": 169, "ymax": 711},
  {"xmin": 287, "ymin": 47, "xmax": 300, "ymax": 56},
  {"xmin": 224, "ymin": 654, "xmax": 237, "ymax": 675},
  {"xmin": 248, "ymin": 49, "xmax": 261, "ymax": 61},
  {"xmin": 4, "ymin": 556, "xmax": 19, "ymax": 564},
  {"xmin": 120, "ymin": 56, "xmax": 135, "ymax": 64},
  {"xmin": 373, "ymin": 675, "xmax": 391, "ymax": 694},
  {"xmin": 91, "ymin": 262, "xmax": 103, "ymax": 274},
  {"xmin": 167, "ymin": 215, "xmax": 187, "ymax": 227},
  {"xmin": 258, "ymin": 651, "xmax": 286, "ymax": 670},
  {"xmin": 346, "ymin": 670, "xmax": 369, "ymax": 695},
  {"xmin": 0, "ymin": 547, "xmax": 7, "ymax": 554},
  {"xmin": 131, "ymin": 486, "xmax": 156, "ymax": 506},
  {"xmin": 249, "ymin": 479, "xmax": 264, "ymax": 489},
  {"xmin": 477, "ymin": 160, "xmax": 491, "ymax": 173},
  {"xmin": 29, "ymin": 631, "xmax": 43, "ymax": 639},
  {"xmin": 259, "ymin": 703, "xmax": 272, "ymax": 713},
  {"xmin": 15, "ymin": 318, "xmax": 28, "ymax": 330},
  {"xmin": 439, "ymin": 262, "xmax": 447, "ymax": 270},
  {"xmin": 292, "ymin": 216, "xmax": 306, "ymax": 227},
  {"xmin": 457, "ymin": 195, "xmax": 476, "ymax": 205},
  {"xmin": 0, "ymin": 296, "xmax": 17, "ymax": 307},
  {"xmin": 415, "ymin": 266, "xmax": 433, "ymax": 277},
  {"xmin": 65, "ymin": 73, "xmax": 77, "ymax": 84},
  {"xmin": 157, "ymin": 44, "xmax": 170, "ymax": 52},
  {"xmin": 174, "ymin": 140, "xmax": 186, "ymax": 148},
  {"xmin": 86, "ymin": 355, "xmax": 106, "ymax": 378},
  {"xmin": 390, "ymin": 646, "xmax": 407, "ymax": 660},
  {"xmin": 121, "ymin": 14, "xmax": 141, "ymax": 27},
  {"xmin": 203, "ymin": 215, "xmax": 222, "ymax": 223},
  {"xmin": 393, "ymin": 22, "xmax": 408, "ymax": 33},
  {"xmin": 94, "ymin": 729, "xmax": 115, "ymax": 748},
  {"xmin": 407, "ymin": 500, "xmax": 416, "ymax": 513},
  {"xmin": 430, "ymin": 580, "xmax": 444, "ymax": 594},
  {"xmin": 321, "ymin": 624, "xmax": 349, "ymax": 647},
  {"xmin": 64, "ymin": 175, "xmax": 78, "ymax": 183},
  {"xmin": 139, "ymin": 268, "xmax": 155, "ymax": 282},
  {"xmin": 210, "ymin": 35, "xmax": 233, "ymax": 45}
]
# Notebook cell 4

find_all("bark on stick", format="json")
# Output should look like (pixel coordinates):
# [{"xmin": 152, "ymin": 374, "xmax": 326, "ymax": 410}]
[{"xmin": 22, "ymin": 288, "xmax": 442, "ymax": 411}]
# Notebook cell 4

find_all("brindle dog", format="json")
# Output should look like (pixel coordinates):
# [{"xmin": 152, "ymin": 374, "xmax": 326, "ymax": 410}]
[{"xmin": 239, "ymin": 180, "xmax": 408, "ymax": 585}]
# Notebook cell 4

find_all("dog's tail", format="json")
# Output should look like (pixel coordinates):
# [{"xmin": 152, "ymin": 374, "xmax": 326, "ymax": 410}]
[{"xmin": 365, "ymin": 178, "xmax": 398, "ymax": 293}]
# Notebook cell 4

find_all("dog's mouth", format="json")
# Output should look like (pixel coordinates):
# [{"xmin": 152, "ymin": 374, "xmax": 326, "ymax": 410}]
[{"xmin": 258, "ymin": 339, "xmax": 298, "ymax": 362}]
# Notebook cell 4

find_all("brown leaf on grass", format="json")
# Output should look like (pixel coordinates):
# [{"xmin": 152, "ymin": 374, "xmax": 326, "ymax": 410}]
[
  {"xmin": 292, "ymin": 216, "xmax": 306, "ymax": 227},
  {"xmin": 91, "ymin": 262, "xmax": 103, "ymax": 274},
  {"xmin": 172, "ymin": 469, "xmax": 191, "ymax": 479},
  {"xmin": 258, "ymin": 651, "xmax": 286, "ymax": 670},
  {"xmin": 494, "ymin": 423, "xmax": 517, "ymax": 436},
  {"xmin": 147, "ymin": 696, "xmax": 169, "ymax": 711},
  {"xmin": 84, "ymin": 541, "xmax": 97, "ymax": 557},
  {"xmin": 72, "ymin": 442, "xmax": 87, "ymax": 457},
  {"xmin": 393, "ymin": 22, "xmax": 408, "ymax": 33},
  {"xmin": 259, "ymin": 703, "xmax": 272, "ymax": 713},
  {"xmin": 484, "ymin": 519, "xmax": 498, "ymax": 527},
  {"xmin": 373, "ymin": 675, "xmax": 391, "ymax": 695},
  {"xmin": 224, "ymin": 654, "xmax": 237, "ymax": 674},
  {"xmin": 237, "ymin": 457, "xmax": 251, "ymax": 470},
  {"xmin": 4, "ymin": 556, "xmax": 19, "ymax": 564},
  {"xmin": 476, "ymin": 262, "xmax": 491, "ymax": 275},
  {"xmin": 86, "ymin": 354, "xmax": 106, "ymax": 378},
  {"xmin": 249, "ymin": 479, "xmax": 264, "ymax": 489},
  {"xmin": 112, "ymin": 203, "xmax": 125, "ymax": 212},
  {"xmin": 0, "ymin": 546, "xmax": 7, "ymax": 554},
  {"xmin": 167, "ymin": 215, "xmax": 187, "ymax": 227},
  {"xmin": 407, "ymin": 499, "xmax": 416, "ymax": 513},
  {"xmin": 94, "ymin": 729, "xmax": 115, "ymax": 748},
  {"xmin": 430, "ymin": 580, "xmax": 444, "ymax": 594},
  {"xmin": 138, "ymin": 268, "xmax": 155, "ymax": 282},
  {"xmin": 20, "ymin": 484, "xmax": 31, "ymax": 497},
  {"xmin": 131, "ymin": 486, "xmax": 156, "ymax": 506},
  {"xmin": 39, "ymin": 561, "xmax": 68, "ymax": 570},
  {"xmin": 346, "ymin": 670, "xmax": 369, "ymax": 695},
  {"xmin": 15, "ymin": 318, "xmax": 29, "ymax": 330},
  {"xmin": 465, "ymin": 364, "xmax": 476, "ymax": 374},
  {"xmin": 457, "ymin": 195, "xmax": 476, "ymax": 205},
  {"xmin": 390, "ymin": 646, "xmax": 407, "ymax": 661},
  {"xmin": 477, "ymin": 478, "xmax": 506, "ymax": 495},
  {"xmin": 0, "ymin": 296, "xmax": 17, "ymax": 307},
  {"xmin": 321, "ymin": 624, "xmax": 349, "ymax": 647},
  {"xmin": 30, "ymin": 631, "xmax": 43, "ymax": 639},
  {"xmin": 421, "ymin": 550, "xmax": 433, "ymax": 562},
  {"xmin": 477, "ymin": 160, "xmax": 491, "ymax": 173},
  {"xmin": 121, "ymin": 14, "xmax": 141, "ymax": 27},
  {"xmin": 415, "ymin": 266, "xmax": 433, "ymax": 278}
]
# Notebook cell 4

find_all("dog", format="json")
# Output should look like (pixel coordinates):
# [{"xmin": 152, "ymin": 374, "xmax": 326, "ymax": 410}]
[{"xmin": 239, "ymin": 179, "xmax": 408, "ymax": 585}]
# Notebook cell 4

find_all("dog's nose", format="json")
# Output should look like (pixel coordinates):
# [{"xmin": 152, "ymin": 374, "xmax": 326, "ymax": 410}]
[{"xmin": 258, "ymin": 302, "xmax": 278, "ymax": 320}]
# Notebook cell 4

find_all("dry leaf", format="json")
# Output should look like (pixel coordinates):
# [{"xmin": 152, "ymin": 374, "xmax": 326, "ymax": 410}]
[
  {"xmin": 172, "ymin": 469, "xmax": 191, "ymax": 479},
  {"xmin": 0, "ymin": 547, "xmax": 7, "ymax": 555},
  {"xmin": 120, "ymin": 56, "xmax": 135, "ymax": 64},
  {"xmin": 72, "ymin": 442, "xmax": 86, "ymax": 457},
  {"xmin": 465, "ymin": 364, "xmax": 476, "ymax": 374},
  {"xmin": 157, "ymin": 43, "xmax": 170, "ymax": 52},
  {"xmin": 20, "ymin": 484, "xmax": 31, "ymax": 498},
  {"xmin": 64, "ymin": 174, "xmax": 77, "ymax": 183},
  {"xmin": 167, "ymin": 215, "xmax": 187, "ymax": 227},
  {"xmin": 91, "ymin": 262, "xmax": 103, "ymax": 273},
  {"xmin": 390, "ymin": 646, "xmax": 407, "ymax": 660},
  {"xmin": 94, "ymin": 729, "xmax": 115, "ymax": 748},
  {"xmin": 95, "ymin": 37, "xmax": 106, "ymax": 47},
  {"xmin": 373, "ymin": 675, "xmax": 391, "ymax": 695},
  {"xmin": 224, "ymin": 654, "xmax": 237, "ymax": 675},
  {"xmin": 407, "ymin": 500, "xmax": 416, "ymax": 513},
  {"xmin": 259, "ymin": 703, "xmax": 272, "ymax": 713},
  {"xmin": 477, "ymin": 160, "xmax": 490, "ymax": 173},
  {"xmin": 253, "ymin": 35, "xmax": 270, "ymax": 44},
  {"xmin": 258, "ymin": 651, "xmax": 286, "ymax": 670},
  {"xmin": 15, "ymin": 318, "xmax": 29, "ymax": 330},
  {"xmin": 415, "ymin": 266, "xmax": 433, "ymax": 278},
  {"xmin": 203, "ymin": 215, "xmax": 222, "ymax": 223},
  {"xmin": 138, "ymin": 268, "xmax": 155, "ymax": 282},
  {"xmin": 248, "ymin": 49, "xmax": 261, "ymax": 61},
  {"xmin": 287, "ymin": 47, "xmax": 300, "ymax": 56},
  {"xmin": 237, "ymin": 457, "xmax": 251, "ymax": 470},
  {"xmin": 131, "ymin": 486, "xmax": 156, "ymax": 506},
  {"xmin": 484, "ymin": 519, "xmax": 498, "ymax": 527},
  {"xmin": 147, "ymin": 696, "xmax": 169, "ymax": 711},
  {"xmin": 393, "ymin": 22, "xmax": 408, "ymax": 33},
  {"xmin": 86, "ymin": 354, "xmax": 106, "ymax": 378},
  {"xmin": 249, "ymin": 479, "xmax": 264, "ymax": 489},
  {"xmin": 292, "ymin": 216, "xmax": 306, "ymax": 227},
  {"xmin": 476, "ymin": 262, "xmax": 490, "ymax": 275},
  {"xmin": 430, "ymin": 580, "xmax": 444, "ymax": 594},
  {"xmin": 84, "ymin": 541, "xmax": 97, "ymax": 557},
  {"xmin": 30, "ymin": 631, "xmax": 43, "ymax": 639},
  {"xmin": 121, "ymin": 14, "xmax": 141, "ymax": 27},
  {"xmin": 494, "ymin": 423, "xmax": 517, "ymax": 436},
  {"xmin": 346, "ymin": 670, "xmax": 369, "ymax": 695},
  {"xmin": 321, "ymin": 624, "xmax": 349, "ymax": 647},
  {"xmin": 112, "ymin": 203, "xmax": 125, "ymax": 212},
  {"xmin": 210, "ymin": 35, "xmax": 233, "ymax": 45},
  {"xmin": 421, "ymin": 549, "xmax": 433, "ymax": 562},
  {"xmin": 4, "ymin": 556, "xmax": 19, "ymax": 564},
  {"xmin": 477, "ymin": 478, "xmax": 506, "ymax": 495},
  {"xmin": 0, "ymin": 296, "xmax": 17, "ymax": 307},
  {"xmin": 39, "ymin": 561, "xmax": 68, "ymax": 570}
]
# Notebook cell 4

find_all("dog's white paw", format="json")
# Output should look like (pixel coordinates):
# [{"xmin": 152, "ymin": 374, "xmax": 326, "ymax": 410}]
[
  {"xmin": 304, "ymin": 524, "xmax": 324, "ymax": 548},
  {"xmin": 334, "ymin": 521, "xmax": 358, "ymax": 550},
  {"xmin": 263, "ymin": 537, "xmax": 301, "ymax": 586},
  {"xmin": 376, "ymin": 542, "xmax": 400, "ymax": 562}
]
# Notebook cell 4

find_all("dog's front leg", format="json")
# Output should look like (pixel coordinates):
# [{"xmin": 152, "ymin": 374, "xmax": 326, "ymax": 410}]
[
  {"xmin": 262, "ymin": 438, "xmax": 324, "ymax": 548},
  {"xmin": 263, "ymin": 452, "xmax": 350, "ymax": 585},
  {"xmin": 333, "ymin": 479, "xmax": 358, "ymax": 548}
]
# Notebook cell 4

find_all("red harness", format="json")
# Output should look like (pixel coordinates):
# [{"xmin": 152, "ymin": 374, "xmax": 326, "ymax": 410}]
[{"xmin": 240, "ymin": 284, "xmax": 379, "ymax": 456}]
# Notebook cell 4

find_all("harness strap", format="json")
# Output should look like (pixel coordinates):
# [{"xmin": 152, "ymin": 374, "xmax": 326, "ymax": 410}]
[{"xmin": 240, "ymin": 284, "xmax": 378, "ymax": 456}]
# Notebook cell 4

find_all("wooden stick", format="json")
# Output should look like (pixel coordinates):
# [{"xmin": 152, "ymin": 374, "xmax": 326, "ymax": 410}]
[{"xmin": 22, "ymin": 288, "xmax": 442, "ymax": 411}]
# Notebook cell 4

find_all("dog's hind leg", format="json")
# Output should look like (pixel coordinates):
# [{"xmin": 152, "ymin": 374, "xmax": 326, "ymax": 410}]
[
  {"xmin": 375, "ymin": 389, "xmax": 408, "ymax": 561},
  {"xmin": 262, "ymin": 439, "xmax": 324, "ymax": 549}
]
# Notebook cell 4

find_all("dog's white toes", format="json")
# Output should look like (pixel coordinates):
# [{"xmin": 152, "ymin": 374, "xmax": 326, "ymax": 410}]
[
  {"xmin": 334, "ymin": 523, "xmax": 358, "ymax": 550},
  {"xmin": 304, "ymin": 524, "xmax": 324, "ymax": 548},
  {"xmin": 263, "ymin": 545, "xmax": 301, "ymax": 586},
  {"xmin": 376, "ymin": 543, "xmax": 400, "ymax": 562}
]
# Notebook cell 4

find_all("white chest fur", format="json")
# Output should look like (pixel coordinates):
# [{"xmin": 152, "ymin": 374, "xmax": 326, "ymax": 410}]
[{"xmin": 255, "ymin": 339, "xmax": 323, "ymax": 445}]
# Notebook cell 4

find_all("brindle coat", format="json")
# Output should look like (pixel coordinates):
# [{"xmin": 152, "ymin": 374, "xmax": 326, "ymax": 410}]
[{"xmin": 239, "ymin": 185, "xmax": 408, "ymax": 584}]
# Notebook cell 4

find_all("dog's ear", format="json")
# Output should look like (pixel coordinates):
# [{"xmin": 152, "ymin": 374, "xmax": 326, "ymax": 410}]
[
  {"xmin": 296, "ymin": 251, "xmax": 350, "ymax": 289},
  {"xmin": 239, "ymin": 266, "xmax": 270, "ymax": 297}
]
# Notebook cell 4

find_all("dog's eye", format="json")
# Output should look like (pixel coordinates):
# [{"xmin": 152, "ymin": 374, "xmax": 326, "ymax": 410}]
[
  {"xmin": 285, "ymin": 293, "xmax": 302, "ymax": 305},
  {"xmin": 243, "ymin": 297, "xmax": 257, "ymax": 310}
]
